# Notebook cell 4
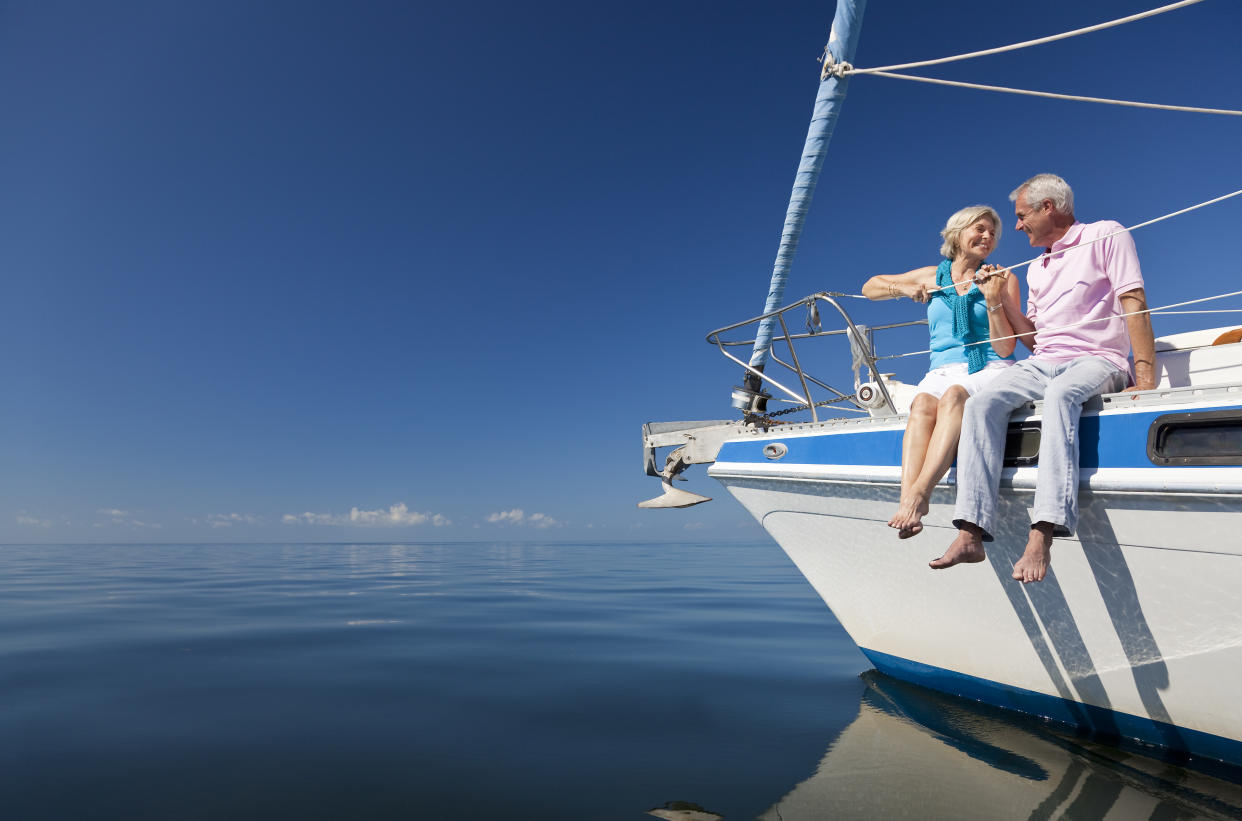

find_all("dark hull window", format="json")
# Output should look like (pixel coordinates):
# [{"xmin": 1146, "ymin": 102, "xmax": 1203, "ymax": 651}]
[
  {"xmin": 1147, "ymin": 409, "xmax": 1242, "ymax": 466},
  {"xmin": 1004, "ymin": 423, "xmax": 1041, "ymax": 467}
]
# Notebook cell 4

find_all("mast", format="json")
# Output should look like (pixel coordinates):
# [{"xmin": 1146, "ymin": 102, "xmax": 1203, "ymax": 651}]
[{"xmin": 739, "ymin": 0, "xmax": 868, "ymax": 411}]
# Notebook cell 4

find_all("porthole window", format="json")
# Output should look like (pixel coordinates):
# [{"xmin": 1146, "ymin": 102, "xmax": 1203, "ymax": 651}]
[{"xmin": 1147, "ymin": 409, "xmax": 1242, "ymax": 466}]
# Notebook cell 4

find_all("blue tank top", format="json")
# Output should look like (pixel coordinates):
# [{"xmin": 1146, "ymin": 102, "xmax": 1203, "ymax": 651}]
[{"xmin": 927, "ymin": 261, "xmax": 1015, "ymax": 370}]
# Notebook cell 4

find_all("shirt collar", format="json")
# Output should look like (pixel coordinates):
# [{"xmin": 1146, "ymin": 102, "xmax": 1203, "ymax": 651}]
[{"xmin": 1048, "ymin": 221, "xmax": 1085, "ymax": 253}]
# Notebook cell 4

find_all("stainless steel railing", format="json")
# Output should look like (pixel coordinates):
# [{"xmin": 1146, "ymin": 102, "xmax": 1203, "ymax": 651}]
[{"xmin": 706, "ymin": 292, "xmax": 926, "ymax": 422}]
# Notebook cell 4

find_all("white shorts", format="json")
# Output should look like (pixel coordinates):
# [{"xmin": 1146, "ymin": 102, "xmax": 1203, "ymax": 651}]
[{"xmin": 914, "ymin": 360, "xmax": 1014, "ymax": 399}]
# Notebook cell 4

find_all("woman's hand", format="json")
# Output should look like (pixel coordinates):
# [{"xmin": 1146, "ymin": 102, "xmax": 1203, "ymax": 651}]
[
  {"xmin": 906, "ymin": 281, "xmax": 930, "ymax": 303},
  {"xmin": 974, "ymin": 264, "xmax": 1009, "ymax": 306},
  {"xmin": 860, "ymin": 267, "xmax": 936, "ymax": 303}
]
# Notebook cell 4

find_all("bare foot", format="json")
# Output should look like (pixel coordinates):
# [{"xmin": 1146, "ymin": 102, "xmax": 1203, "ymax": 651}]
[
  {"xmin": 1012, "ymin": 526, "xmax": 1053, "ymax": 583},
  {"xmin": 930, "ymin": 526, "xmax": 986, "ymax": 569},
  {"xmin": 888, "ymin": 494, "xmax": 930, "ymax": 539}
]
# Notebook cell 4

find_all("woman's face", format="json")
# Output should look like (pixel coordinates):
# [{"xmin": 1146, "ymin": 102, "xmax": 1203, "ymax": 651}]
[{"xmin": 958, "ymin": 217, "xmax": 996, "ymax": 261}]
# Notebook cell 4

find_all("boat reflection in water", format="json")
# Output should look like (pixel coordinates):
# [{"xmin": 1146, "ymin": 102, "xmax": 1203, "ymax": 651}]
[{"xmin": 761, "ymin": 672, "xmax": 1242, "ymax": 820}]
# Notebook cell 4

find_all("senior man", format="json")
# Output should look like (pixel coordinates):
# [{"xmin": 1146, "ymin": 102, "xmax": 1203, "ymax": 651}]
[{"xmin": 930, "ymin": 173, "xmax": 1156, "ymax": 583}]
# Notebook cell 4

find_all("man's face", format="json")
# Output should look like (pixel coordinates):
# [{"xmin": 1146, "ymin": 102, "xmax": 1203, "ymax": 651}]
[{"xmin": 1014, "ymin": 193, "xmax": 1054, "ymax": 247}]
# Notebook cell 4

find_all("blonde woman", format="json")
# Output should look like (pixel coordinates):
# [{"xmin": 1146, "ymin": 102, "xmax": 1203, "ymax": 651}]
[{"xmin": 862, "ymin": 205, "xmax": 1021, "ymax": 537}]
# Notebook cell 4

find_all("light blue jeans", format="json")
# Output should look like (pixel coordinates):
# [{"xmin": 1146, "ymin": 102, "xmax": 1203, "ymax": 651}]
[{"xmin": 952, "ymin": 356, "xmax": 1127, "ymax": 540}]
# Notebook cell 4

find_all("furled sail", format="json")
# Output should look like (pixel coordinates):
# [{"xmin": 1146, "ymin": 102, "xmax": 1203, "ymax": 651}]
[{"xmin": 746, "ymin": 0, "xmax": 868, "ymax": 385}]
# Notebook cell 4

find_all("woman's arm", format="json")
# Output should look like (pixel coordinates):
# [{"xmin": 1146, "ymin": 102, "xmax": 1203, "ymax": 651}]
[
  {"xmin": 976, "ymin": 267, "xmax": 1018, "ymax": 357},
  {"xmin": 861, "ymin": 266, "xmax": 937, "ymax": 303},
  {"xmin": 997, "ymin": 271, "xmax": 1035, "ymax": 351}
]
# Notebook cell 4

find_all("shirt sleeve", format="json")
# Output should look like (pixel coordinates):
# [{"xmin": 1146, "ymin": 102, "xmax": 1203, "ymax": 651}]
[{"xmin": 1098, "ymin": 221, "xmax": 1145, "ymax": 296}]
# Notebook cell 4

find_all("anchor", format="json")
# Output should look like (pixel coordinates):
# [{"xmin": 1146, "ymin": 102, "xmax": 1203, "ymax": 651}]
[{"xmin": 638, "ymin": 445, "xmax": 712, "ymax": 509}]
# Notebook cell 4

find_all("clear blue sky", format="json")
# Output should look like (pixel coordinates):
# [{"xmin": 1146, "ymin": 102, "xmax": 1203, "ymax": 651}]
[{"xmin": 1, "ymin": 0, "xmax": 1238, "ymax": 542}]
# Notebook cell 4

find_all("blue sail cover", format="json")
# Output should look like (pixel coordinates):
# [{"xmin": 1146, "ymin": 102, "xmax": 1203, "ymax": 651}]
[{"xmin": 749, "ymin": 0, "xmax": 868, "ymax": 371}]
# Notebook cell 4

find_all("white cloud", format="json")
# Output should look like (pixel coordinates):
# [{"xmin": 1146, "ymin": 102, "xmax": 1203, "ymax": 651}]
[
  {"xmin": 485, "ymin": 508, "xmax": 561, "ymax": 529},
  {"xmin": 683, "ymin": 522, "xmax": 706, "ymax": 531},
  {"xmin": 283, "ymin": 511, "xmax": 344, "ymax": 526},
  {"xmin": 96, "ymin": 508, "xmax": 161, "ymax": 529},
  {"xmin": 16, "ymin": 515, "xmax": 51, "ymax": 528},
  {"xmin": 203, "ymin": 513, "xmax": 261, "ymax": 528},
  {"xmin": 527, "ymin": 512, "xmax": 560, "ymax": 529},
  {"xmin": 283, "ymin": 503, "xmax": 449, "ymax": 528}
]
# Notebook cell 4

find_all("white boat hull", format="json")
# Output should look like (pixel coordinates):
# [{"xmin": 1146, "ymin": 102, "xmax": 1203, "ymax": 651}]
[{"xmin": 709, "ymin": 391, "xmax": 1242, "ymax": 767}]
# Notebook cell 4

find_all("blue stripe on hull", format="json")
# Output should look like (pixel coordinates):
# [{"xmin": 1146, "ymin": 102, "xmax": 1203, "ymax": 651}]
[
  {"xmin": 860, "ymin": 648, "xmax": 1242, "ymax": 769},
  {"xmin": 715, "ymin": 403, "xmax": 1242, "ymax": 469}
]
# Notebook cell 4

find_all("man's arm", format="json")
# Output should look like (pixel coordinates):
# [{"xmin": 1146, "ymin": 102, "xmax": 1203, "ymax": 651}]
[{"xmin": 1119, "ymin": 287, "xmax": 1156, "ymax": 391}]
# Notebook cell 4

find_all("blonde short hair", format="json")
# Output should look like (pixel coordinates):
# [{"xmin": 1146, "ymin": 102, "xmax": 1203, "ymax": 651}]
[{"xmin": 940, "ymin": 205, "xmax": 1001, "ymax": 259}]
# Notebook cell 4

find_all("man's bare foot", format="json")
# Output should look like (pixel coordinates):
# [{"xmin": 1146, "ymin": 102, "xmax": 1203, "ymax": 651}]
[
  {"xmin": 930, "ymin": 526, "xmax": 986, "ymax": 569},
  {"xmin": 888, "ymin": 494, "xmax": 930, "ymax": 539},
  {"xmin": 1013, "ymin": 525, "xmax": 1053, "ymax": 583}
]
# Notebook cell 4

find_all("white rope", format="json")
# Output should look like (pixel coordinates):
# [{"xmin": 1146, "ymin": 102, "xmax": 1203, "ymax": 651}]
[
  {"xmin": 883, "ymin": 289, "xmax": 1242, "ymax": 361},
  {"xmin": 915, "ymin": 187, "xmax": 1242, "ymax": 297},
  {"xmin": 847, "ymin": 0, "xmax": 1206, "ymax": 75},
  {"xmin": 861, "ymin": 71, "xmax": 1242, "ymax": 117},
  {"xmin": 1151, "ymin": 309, "xmax": 1242, "ymax": 315}
]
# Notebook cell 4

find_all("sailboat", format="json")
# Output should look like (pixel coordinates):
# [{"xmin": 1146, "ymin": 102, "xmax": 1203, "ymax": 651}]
[{"xmin": 640, "ymin": 0, "xmax": 1242, "ymax": 769}]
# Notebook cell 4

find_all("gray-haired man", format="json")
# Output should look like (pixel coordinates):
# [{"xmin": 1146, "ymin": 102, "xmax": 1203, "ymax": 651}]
[{"xmin": 931, "ymin": 173, "xmax": 1156, "ymax": 582}]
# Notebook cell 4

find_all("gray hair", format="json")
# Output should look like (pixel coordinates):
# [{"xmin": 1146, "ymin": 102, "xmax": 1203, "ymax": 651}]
[
  {"xmin": 1009, "ymin": 173, "xmax": 1075, "ymax": 217},
  {"xmin": 939, "ymin": 205, "xmax": 1002, "ymax": 259}
]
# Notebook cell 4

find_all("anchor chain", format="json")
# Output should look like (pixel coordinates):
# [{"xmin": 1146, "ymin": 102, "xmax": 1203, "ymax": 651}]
[{"xmin": 746, "ymin": 394, "xmax": 861, "ymax": 426}]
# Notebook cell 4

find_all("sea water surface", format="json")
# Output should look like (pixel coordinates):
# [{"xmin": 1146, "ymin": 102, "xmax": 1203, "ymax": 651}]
[{"xmin": 2, "ymin": 541, "xmax": 1241, "ymax": 820}]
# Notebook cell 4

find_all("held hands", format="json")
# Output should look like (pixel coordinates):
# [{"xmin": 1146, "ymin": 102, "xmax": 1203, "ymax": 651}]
[{"xmin": 973, "ymin": 264, "xmax": 1011, "ymax": 305}]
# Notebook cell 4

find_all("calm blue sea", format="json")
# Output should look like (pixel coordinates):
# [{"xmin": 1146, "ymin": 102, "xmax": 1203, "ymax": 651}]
[{"xmin": 2, "ymin": 541, "xmax": 1240, "ymax": 820}]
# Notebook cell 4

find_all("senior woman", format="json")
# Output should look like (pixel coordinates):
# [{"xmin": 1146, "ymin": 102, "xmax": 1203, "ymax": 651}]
[{"xmin": 861, "ymin": 205, "xmax": 1021, "ymax": 538}]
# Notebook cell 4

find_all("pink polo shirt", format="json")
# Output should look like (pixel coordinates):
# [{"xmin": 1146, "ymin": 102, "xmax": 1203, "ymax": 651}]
[{"xmin": 1026, "ymin": 220, "xmax": 1145, "ymax": 375}]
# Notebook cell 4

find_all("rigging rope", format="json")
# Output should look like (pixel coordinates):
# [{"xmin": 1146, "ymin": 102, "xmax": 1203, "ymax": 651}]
[
  {"xmin": 801, "ymin": 187, "xmax": 1242, "ymax": 360},
  {"xmin": 1151, "ymin": 309, "xmax": 1242, "ymax": 315},
  {"xmin": 824, "ymin": 1, "xmax": 1240, "ymax": 115},
  {"xmin": 913, "ymin": 187, "xmax": 1242, "ymax": 297},
  {"xmin": 846, "ymin": 0, "xmax": 1206, "ymax": 75},
  {"xmin": 881, "ymin": 289, "xmax": 1242, "ymax": 362},
  {"xmin": 859, "ymin": 71, "xmax": 1242, "ymax": 117}
]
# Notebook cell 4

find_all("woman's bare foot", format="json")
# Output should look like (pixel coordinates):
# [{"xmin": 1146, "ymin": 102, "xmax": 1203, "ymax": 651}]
[
  {"xmin": 930, "ymin": 525, "xmax": 986, "ymax": 569},
  {"xmin": 888, "ymin": 494, "xmax": 930, "ymax": 539},
  {"xmin": 1012, "ymin": 525, "xmax": 1053, "ymax": 583}
]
